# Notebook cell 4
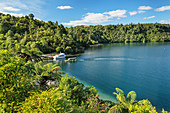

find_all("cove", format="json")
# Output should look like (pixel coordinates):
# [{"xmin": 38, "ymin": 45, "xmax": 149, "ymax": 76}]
[{"xmin": 52, "ymin": 42, "xmax": 170, "ymax": 111}]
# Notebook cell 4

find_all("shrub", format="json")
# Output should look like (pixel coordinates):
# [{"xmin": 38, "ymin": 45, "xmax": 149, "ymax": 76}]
[
  {"xmin": 109, "ymin": 88, "xmax": 157, "ymax": 113},
  {"xmin": 19, "ymin": 88, "xmax": 73, "ymax": 113},
  {"xmin": 58, "ymin": 75, "xmax": 98, "ymax": 105},
  {"xmin": 0, "ymin": 50, "xmax": 35, "ymax": 112}
]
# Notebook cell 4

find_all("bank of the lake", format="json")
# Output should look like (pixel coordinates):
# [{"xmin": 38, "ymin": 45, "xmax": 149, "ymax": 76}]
[
  {"xmin": 60, "ymin": 71, "xmax": 117, "ymax": 102},
  {"xmin": 50, "ymin": 42, "xmax": 170, "ymax": 112}
]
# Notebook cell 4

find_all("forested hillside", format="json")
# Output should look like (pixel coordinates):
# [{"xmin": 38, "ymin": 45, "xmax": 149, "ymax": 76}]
[{"xmin": 0, "ymin": 13, "xmax": 169, "ymax": 56}]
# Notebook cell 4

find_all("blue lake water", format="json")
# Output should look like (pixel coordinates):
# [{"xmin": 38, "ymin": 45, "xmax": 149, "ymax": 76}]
[{"xmin": 52, "ymin": 42, "xmax": 170, "ymax": 111}]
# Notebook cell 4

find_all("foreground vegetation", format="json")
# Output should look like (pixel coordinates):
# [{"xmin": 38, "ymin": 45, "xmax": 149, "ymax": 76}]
[{"xmin": 0, "ymin": 50, "xmax": 169, "ymax": 113}]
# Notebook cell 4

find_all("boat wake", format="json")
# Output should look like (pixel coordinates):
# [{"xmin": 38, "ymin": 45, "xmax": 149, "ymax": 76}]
[{"xmin": 79, "ymin": 57, "xmax": 136, "ymax": 62}]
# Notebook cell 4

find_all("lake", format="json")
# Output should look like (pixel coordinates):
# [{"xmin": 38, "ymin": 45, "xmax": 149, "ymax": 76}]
[{"xmin": 52, "ymin": 42, "xmax": 170, "ymax": 111}]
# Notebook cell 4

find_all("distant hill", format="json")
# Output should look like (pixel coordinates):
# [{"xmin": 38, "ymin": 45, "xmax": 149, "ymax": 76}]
[{"xmin": 0, "ymin": 13, "xmax": 169, "ymax": 54}]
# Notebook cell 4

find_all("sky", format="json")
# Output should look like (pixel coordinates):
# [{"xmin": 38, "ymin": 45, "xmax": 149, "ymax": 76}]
[{"xmin": 0, "ymin": 0, "xmax": 170, "ymax": 26}]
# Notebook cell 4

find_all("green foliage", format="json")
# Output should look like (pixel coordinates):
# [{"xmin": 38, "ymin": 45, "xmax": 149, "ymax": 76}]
[
  {"xmin": 34, "ymin": 61, "xmax": 62, "ymax": 90},
  {"xmin": 65, "ymin": 46, "xmax": 73, "ymax": 54},
  {"xmin": 0, "ymin": 13, "xmax": 169, "ymax": 56},
  {"xmin": 0, "ymin": 50, "xmax": 35, "ymax": 112},
  {"xmin": 109, "ymin": 88, "xmax": 157, "ymax": 113},
  {"xmin": 34, "ymin": 61, "xmax": 61, "ymax": 77},
  {"xmin": 126, "ymin": 91, "xmax": 136, "ymax": 103},
  {"xmin": 80, "ymin": 94, "xmax": 112, "ymax": 113},
  {"xmin": 162, "ymin": 108, "xmax": 169, "ymax": 113},
  {"xmin": 11, "ymin": 40, "xmax": 43, "ymax": 62},
  {"xmin": 56, "ymin": 46, "xmax": 63, "ymax": 53},
  {"xmin": 58, "ymin": 75, "xmax": 98, "ymax": 105},
  {"xmin": 29, "ymin": 13, "xmax": 34, "ymax": 20},
  {"xmin": 19, "ymin": 88, "xmax": 73, "ymax": 113}
]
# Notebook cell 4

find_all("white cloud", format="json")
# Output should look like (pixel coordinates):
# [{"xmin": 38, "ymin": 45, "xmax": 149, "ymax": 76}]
[
  {"xmin": 138, "ymin": 6, "xmax": 152, "ymax": 10},
  {"xmin": 143, "ymin": 16, "xmax": 155, "ymax": 19},
  {"xmin": 0, "ymin": 2, "xmax": 27, "ymax": 11},
  {"xmin": 62, "ymin": 9, "xmax": 127, "ymax": 26},
  {"xmin": 138, "ymin": 11, "xmax": 146, "ymax": 14},
  {"xmin": 155, "ymin": 5, "xmax": 170, "ymax": 11},
  {"xmin": 117, "ymin": 18, "xmax": 120, "ymax": 20},
  {"xmin": 62, "ymin": 20, "xmax": 86, "ymax": 26},
  {"xmin": 3, "ymin": 7, "xmax": 20, "ymax": 12},
  {"xmin": 0, "ymin": 0, "xmax": 45, "ymax": 18},
  {"xmin": 0, "ymin": 11, "xmax": 24, "ymax": 17},
  {"xmin": 129, "ymin": 11, "xmax": 137, "ymax": 16},
  {"xmin": 57, "ymin": 6, "xmax": 72, "ymax": 10},
  {"xmin": 104, "ymin": 10, "xmax": 127, "ymax": 17},
  {"xmin": 159, "ymin": 19, "xmax": 170, "ymax": 24},
  {"xmin": 82, "ymin": 13, "xmax": 110, "ymax": 23},
  {"xmin": 62, "ymin": 13, "xmax": 110, "ymax": 26}
]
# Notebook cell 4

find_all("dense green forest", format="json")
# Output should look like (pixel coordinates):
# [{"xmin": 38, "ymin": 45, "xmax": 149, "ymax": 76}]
[
  {"xmin": 0, "ymin": 13, "xmax": 170, "ymax": 112},
  {"xmin": 0, "ymin": 13, "xmax": 169, "ymax": 56}
]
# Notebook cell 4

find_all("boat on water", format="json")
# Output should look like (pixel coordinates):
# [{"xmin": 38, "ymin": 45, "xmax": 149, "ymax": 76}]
[
  {"xmin": 65, "ymin": 57, "xmax": 77, "ymax": 62},
  {"xmin": 53, "ymin": 53, "xmax": 66, "ymax": 60}
]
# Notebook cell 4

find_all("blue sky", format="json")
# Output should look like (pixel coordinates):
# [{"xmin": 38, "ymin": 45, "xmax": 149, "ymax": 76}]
[{"xmin": 0, "ymin": 0, "xmax": 170, "ymax": 26}]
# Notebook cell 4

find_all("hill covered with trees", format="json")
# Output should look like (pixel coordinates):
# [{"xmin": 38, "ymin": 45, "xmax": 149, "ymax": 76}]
[{"xmin": 0, "ymin": 13, "xmax": 169, "ymax": 56}]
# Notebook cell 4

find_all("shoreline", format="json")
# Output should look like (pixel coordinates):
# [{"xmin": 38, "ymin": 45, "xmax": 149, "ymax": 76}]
[
  {"xmin": 42, "ymin": 42, "xmax": 170, "ymax": 60},
  {"xmin": 42, "ymin": 41, "xmax": 170, "ymax": 59},
  {"xmin": 41, "ymin": 53, "xmax": 83, "ymax": 60},
  {"xmin": 60, "ymin": 72, "xmax": 117, "ymax": 103},
  {"xmin": 89, "ymin": 43, "xmax": 104, "ymax": 47}
]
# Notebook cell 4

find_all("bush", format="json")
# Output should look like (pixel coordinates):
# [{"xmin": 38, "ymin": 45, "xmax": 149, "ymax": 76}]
[
  {"xmin": 58, "ymin": 75, "xmax": 98, "ymax": 105},
  {"xmin": 108, "ymin": 88, "xmax": 157, "ymax": 113},
  {"xmin": 56, "ymin": 46, "xmax": 63, "ymax": 53},
  {"xmin": 0, "ymin": 50, "xmax": 35, "ymax": 112},
  {"xmin": 65, "ymin": 46, "xmax": 73, "ymax": 54},
  {"xmin": 19, "ymin": 88, "xmax": 73, "ymax": 113}
]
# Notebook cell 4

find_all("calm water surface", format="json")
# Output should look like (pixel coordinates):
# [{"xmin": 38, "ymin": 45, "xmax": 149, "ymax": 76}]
[{"xmin": 53, "ymin": 42, "xmax": 170, "ymax": 111}]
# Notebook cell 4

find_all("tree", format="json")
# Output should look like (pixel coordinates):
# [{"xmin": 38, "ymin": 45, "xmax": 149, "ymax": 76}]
[
  {"xmin": 58, "ymin": 75, "xmax": 98, "ymax": 105},
  {"xmin": 55, "ymin": 21, "xmax": 58, "ymax": 27},
  {"xmin": 109, "ymin": 88, "xmax": 157, "ymax": 113},
  {"xmin": 29, "ymin": 13, "xmax": 34, "ymax": 20},
  {"xmin": 65, "ymin": 46, "xmax": 73, "ymax": 54},
  {"xmin": 0, "ymin": 13, "xmax": 170, "ymax": 55},
  {"xmin": 0, "ymin": 50, "xmax": 35, "ymax": 112},
  {"xmin": 56, "ymin": 46, "xmax": 63, "ymax": 53},
  {"xmin": 34, "ymin": 61, "xmax": 61, "ymax": 90},
  {"xmin": 19, "ymin": 88, "xmax": 74, "ymax": 113}
]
